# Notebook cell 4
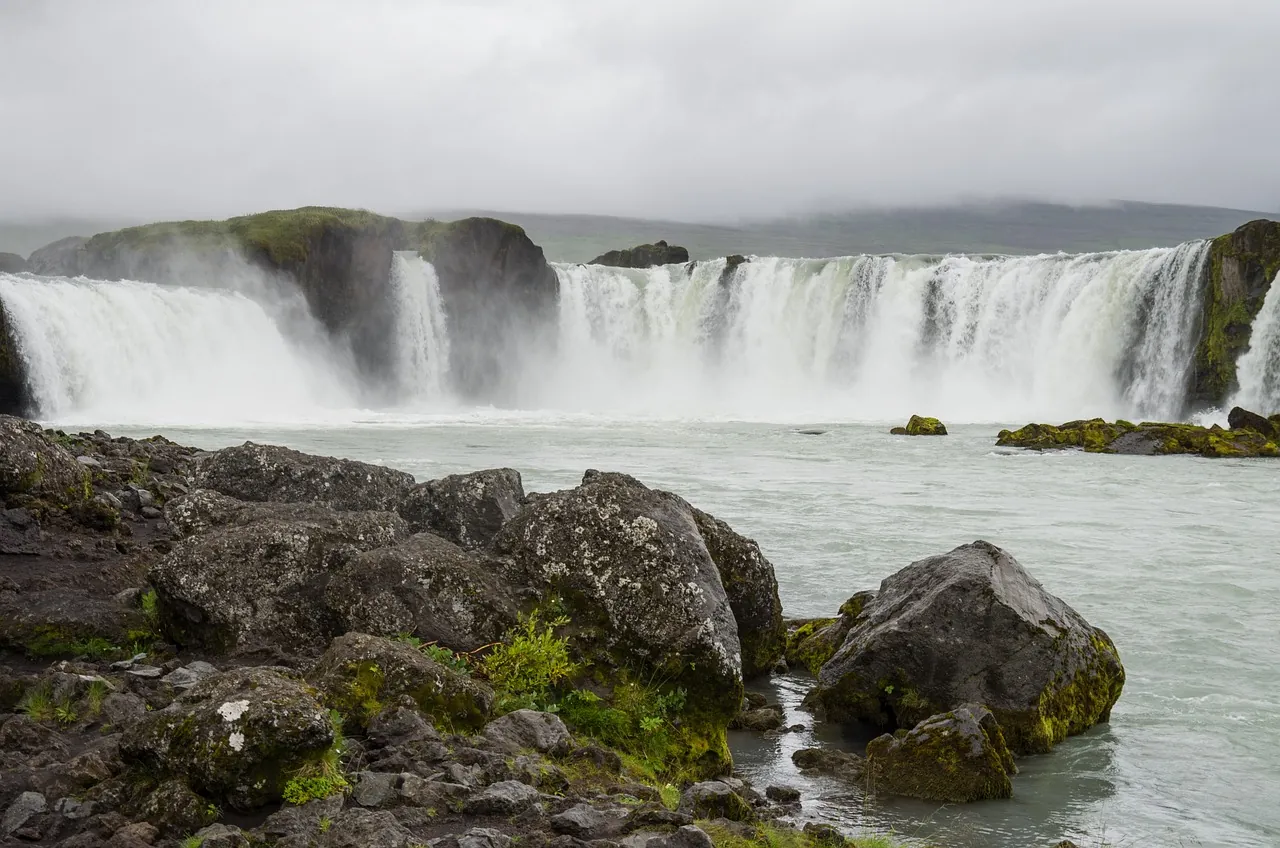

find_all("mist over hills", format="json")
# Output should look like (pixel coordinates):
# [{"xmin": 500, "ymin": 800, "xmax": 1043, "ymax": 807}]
[{"xmin": 1, "ymin": 200, "xmax": 1274, "ymax": 263}]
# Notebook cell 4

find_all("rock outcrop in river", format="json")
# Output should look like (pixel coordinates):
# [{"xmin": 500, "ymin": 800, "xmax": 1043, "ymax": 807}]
[
  {"xmin": 996, "ymin": 411, "xmax": 1280, "ymax": 457},
  {"xmin": 589, "ymin": 240, "xmax": 690, "ymax": 268}
]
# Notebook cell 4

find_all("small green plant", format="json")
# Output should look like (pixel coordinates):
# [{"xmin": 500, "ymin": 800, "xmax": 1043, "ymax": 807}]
[
  {"xmin": 54, "ymin": 702, "xmax": 77, "ymax": 726},
  {"xmin": 281, "ymin": 709, "xmax": 349, "ymax": 805},
  {"xmin": 85, "ymin": 679, "xmax": 110, "ymax": 716},
  {"xmin": 140, "ymin": 589, "xmax": 160, "ymax": 631},
  {"xmin": 129, "ymin": 458, "xmax": 151, "ymax": 487},
  {"xmin": 17, "ymin": 683, "xmax": 54, "ymax": 722},
  {"xmin": 319, "ymin": 816, "xmax": 332, "ymax": 833},
  {"xmin": 178, "ymin": 836, "xmax": 205, "ymax": 848},
  {"xmin": 558, "ymin": 679, "xmax": 689, "ymax": 776},
  {"xmin": 422, "ymin": 643, "xmax": 470, "ymax": 674},
  {"xmin": 480, "ymin": 612, "xmax": 576, "ymax": 711},
  {"xmin": 660, "ymin": 783, "xmax": 681, "ymax": 811}
]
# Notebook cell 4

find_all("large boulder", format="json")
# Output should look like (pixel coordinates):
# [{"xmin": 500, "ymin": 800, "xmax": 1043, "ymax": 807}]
[
  {"xmin": 397, "ymin": 468, "xmax": 525, "ymax": 550},
  {"xmin": 0, "ymin": 416, "xmax": 88, "ymax": 504},
  {"xmin": 689, "ymin": 506, "xmax": 784, "ymax": 678},
  {"xmin": 1228, "ymin": 406, "xmax": 1278, "ymax": 438},
  {"xmin": 151, "ymin": 494, "xmax": 407, "ymax": 653},
  {"xmin": 121, "ymin": 667, "xmax": 335, "ymax": 810},
  {"xmin": 806, "ymin": 541, "xmax": 1124, "ymax": 755},
  {"xmin": 865, "ymin": 704, "xmax": 1016, "ymax": 803},
  {"xmin": 308, "ymin": 632, "xmax": 494, "ymax": 731},
  {"xmin": 890, "ymin": 415, "xmax": 948, "ymax": 436},
  {"xmin": 326, "ymin": 533, "xmax": 518, "ymax": 652},
  {"xmin": 492, "ymin": 470, "xmax": 744, "ymax": 773},
  {"xmin": 195, "ymin": 442, "xmax": 416, "ymax": 511},
  {"xmin": 418, "ymin": 217, "xmax": 559, "ymax": 404},
  {"xmin": 588, "ymin": 240, "xmax": 690, "ymax": 269}
]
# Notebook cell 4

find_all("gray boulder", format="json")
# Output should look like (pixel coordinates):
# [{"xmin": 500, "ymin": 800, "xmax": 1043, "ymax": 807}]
[
  {"xmin": 326, "ymin": 533, "xmax": 518, "ymax": 652},
  {"xmin": 121, "ymin": 667, "xmax": 335, "ymax": 810},
  {"xmin": 791, "ymin": 747, "xmax": 864, "ymax": 781},
  {"xmin": 320, "ymin": 808, "xmax": 414, "ymax": 848},
  {"xmin": 551, "ymin": 803, "xmax": 624, "ymax": 840},
  {"xmin": 463, "ymin": 779, "xmax": 541, "ymax": 815},
  {"xmin": 1, "ymin": 791, "xmax": 46, "ymax": 836},
  {"xmin": 806, "ymin": 540, "xmax": 1125, "ymax": 754},
  {"xmin": 399, "ymin": 468, "xmax": 525, "ymax": 549},
  {"xmin": 308, "ymin": 632, "xmax": 494, "ymax": 731},
  {"xmin": 492, "ymin": 470, "xmax": 744, "ymax": 757},
  {"xmin": 677, "ymin": 781, "xmax": 754, "ymax": 822},
  {"xmin": 865, "ymin": 704, "xmax": 1016, "ymax": 803},
  {"xmin": 0, "ymin": 416, "xmax": 87, "ymax": 502},
  {"xmin": 150, "ymin": 497, "xmax": 406, "ymax": 652},
  {"xmin": 646, "ymin": 825, "xmax": 716, "ymax": 848},
  {"xmin": 195, "ymin": 441, "xmax": 415, "ymax": 511},
  {"xmin": 482, "ymin": 709, "xmax": 571, "ymax": 755}
]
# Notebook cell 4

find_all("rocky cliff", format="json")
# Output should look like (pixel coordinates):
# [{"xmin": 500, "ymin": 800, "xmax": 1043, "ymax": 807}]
[{"xmin": 1190, "ymin": 219, "xmax": 1280, "ymax": 408}]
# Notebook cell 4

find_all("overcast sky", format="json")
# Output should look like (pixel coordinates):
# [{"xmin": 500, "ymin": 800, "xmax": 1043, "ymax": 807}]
[{"xmin": 2, "ymin": 0, "xmax": 1278, "ymax": 222}]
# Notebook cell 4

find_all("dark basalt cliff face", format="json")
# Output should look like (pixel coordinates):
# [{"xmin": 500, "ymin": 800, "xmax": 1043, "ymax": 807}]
[
  {"xmin": 4, "ymin": 209, "xmax": 560, "ymax": 412},
  {"xmin": 589, "ymin": 239, "xmax": 690, "ymax": 268},
  {"xmin": 1190, "ymin": 219, "xmax": 1280, "ymax": 409}
]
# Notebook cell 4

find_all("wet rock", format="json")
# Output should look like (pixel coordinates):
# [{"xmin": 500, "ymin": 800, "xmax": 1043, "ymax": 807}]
[
  {"xmin": 677, "ymin": 781, "xmax": 754, "ymax": 822},
  {"xmin": 308, "ymin": 632, "xmax": 494, "ymax": 731},
  {"xmin": 162, "ymin": 660, "xmax": 218, "ymax": 689},
  {"xmin": 398, "ymin": 468, "xmax": 525, "ymax": 549},
  {"xmin": 1228, "ymin": 406, "xmax": 1278, "ymax": 438},
  {"xmin": 890, "ymin": 415, "xmax": 948, "ymax": 436},
  {"xmin": 764, "ymin": 785, "xmax": 800, "ymax": 804},
  {"xmin": 589, "ymin": 241, "xmax": 690, "ymax": 269},
  {"xmin": 195, "ymin": 441, "xmax": 416, "ymax": 511},
  {"xmin": 326, "ymin": 533, "xmax": 518, "ymax": 652},
  {"xmin": 802, "ymin": 823, "xmax": 845, "ymax": 846},
  {"xmin": 806, "ymin": 540, "xmax": 1125, "ymax": 755},
  {"xmin": 865, "ymin": 704, "xmax": 1016, "ymax": 803},
  {"xmin": 0, "ymin": 416, "xmax": 88, "ymax": 501},
  {"xmin": 790, "ymin": 747, "xmax": 864, "ymax": 781},
  {"xmin": 483, "ymin": 709, "xmax": 571, "ymax": 755},
  {"xmin": 2, "ymin": 791, "xmax": 47, "ymax": 836},
  {"xmin": 463, "ymin": 779, "xmax": 542, "ymax": 815},
  {"xmin": 151, "ymin": 497, "xmax": 406, "ymax": 652},
  {"xmin": 645, "ymin": 825, "xmax": 715, "ymax": 848},
  {"xmin": 121, "ymin": 667, "xmax": 335, "ymax": 810},
  {"xmin": 729, "ymin": 706, "xmax": 784, "ymax": 732}
]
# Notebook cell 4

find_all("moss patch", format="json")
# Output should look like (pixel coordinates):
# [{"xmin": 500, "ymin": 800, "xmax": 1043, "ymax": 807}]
[{"xmin": 997, "ymin": 418, "xmax": 1279, "ymax": 457}]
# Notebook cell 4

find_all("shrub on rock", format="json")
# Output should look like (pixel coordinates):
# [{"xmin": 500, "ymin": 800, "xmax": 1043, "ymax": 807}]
[
  {"xmin": 806, "ymin": 540, "xmax": 1124, "ymax": 754},
  {"xmin": 308, "ymin": 632, "xmax": 494, "ymax": 731},
  {"xmin": 866, "ymin": 704, "xmax": 1016, "ymax": 803},
  {"xmin": 120, "ymin": 667, "xmax": 336, "ymax": 810}
]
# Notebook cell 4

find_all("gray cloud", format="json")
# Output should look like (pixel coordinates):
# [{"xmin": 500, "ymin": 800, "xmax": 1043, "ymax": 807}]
[{"xmin": 1, "ymin": 0, "xmax": 1277, "ymax": 221}]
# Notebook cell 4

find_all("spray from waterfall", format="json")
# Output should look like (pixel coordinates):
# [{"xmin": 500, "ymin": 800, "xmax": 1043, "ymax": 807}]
[
  {"xmin": 1231, "ymin": 273, "xmax": 1280, "ymax": 414},
  {"xmin": 389, "ymin": 253, "xmax": 452, "ymax": 404}
]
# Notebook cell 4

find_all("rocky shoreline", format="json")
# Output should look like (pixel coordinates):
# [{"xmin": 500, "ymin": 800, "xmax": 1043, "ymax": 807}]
[
  {"xmin": 0, "ymin": 416, "xmax": 1125, "ymax": 848},
  {"xmin": 996, "ymin": 406, "xmax": 1280, "ymax": 457}
]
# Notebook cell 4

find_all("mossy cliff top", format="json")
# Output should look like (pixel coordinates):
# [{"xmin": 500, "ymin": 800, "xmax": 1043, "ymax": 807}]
[
  {"xmin": 996, "ymin": 416, "xmax": 1280, "ymax": 457},
  {"xmin": 1191, "ymin": 218, "xmax": 1280, "ymax": 407}
]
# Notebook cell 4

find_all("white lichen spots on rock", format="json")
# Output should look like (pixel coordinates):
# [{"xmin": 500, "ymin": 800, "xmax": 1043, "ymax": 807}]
[
  {"xmin": 229, "ymin": 731, "xmax": 245, "ymax": 751},
  {"xmin": 218, "ymin": 699, "xmax": 250, "ymax": 723}
]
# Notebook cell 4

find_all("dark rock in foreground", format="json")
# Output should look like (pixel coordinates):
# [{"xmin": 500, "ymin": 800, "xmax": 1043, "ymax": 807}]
[
  {"xmin": 806, "ymin": 540, "xmax": 1124, "ymax": 755},
  {"xmin": 589, "ymin": 240, "xmax": 690, "ymax": 268},
  {"xmin": 997, "ymin": 416, "xmax": 1279, "ymax": 457},
  {"xmin": 890, "ymin": 415, "xmax": 948, "ymax": 436},
  {"xmin": 866, "ymin": 704, "xmax": 1016, "ymax": 803}
]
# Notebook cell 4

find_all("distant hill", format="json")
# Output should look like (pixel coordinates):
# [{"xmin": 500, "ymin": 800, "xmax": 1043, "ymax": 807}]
[{"xmin": 3, "ymin": 201, "xmax": 1275, "ymax": 263}]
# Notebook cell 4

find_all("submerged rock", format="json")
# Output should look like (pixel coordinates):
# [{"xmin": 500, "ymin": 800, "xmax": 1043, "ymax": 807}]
[
  {"xmin": 589, "ymin": 240, "xmax": 690, "ymax": 269},
  {"xmin": 397, "ymin": 468, "xmax": 524, "ymax": 550},
  {"xmin": 890, "ymin": 415, "xmax": 948, "ymax": 436},
  {"xmin": 996, "ymin": 418, "xmax": 1280, "ymax": 457},
  {"xmin": 196, "ymin": 442, "xmax": 416, "ymax": 511},
  {"xmin": 121, "ymin": 667, "xmax": 335, "ymax": 810},
  {"xmin": 806, "ymin": 540, "xmax": 1124, "ymax": 755},
  {"xmin": 866, "ymin": 704, "xmax": 1016, "ymax": 803},
  {"xmin": 790, "ymin": 747, "xmax": 864, "ymax": 781}
]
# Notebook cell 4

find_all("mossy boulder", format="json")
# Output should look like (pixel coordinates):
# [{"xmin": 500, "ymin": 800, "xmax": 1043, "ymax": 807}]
[
  {"xmin": 195, "ymin": 441, "xmax": 416, "ymax": 512},
  {"xmin": 784, "ymin": 591, "xmax": 876, "ymax": 675},
  {"xmin": 0, "ymin": 415, "xmax": 90, "ymax": 504},
  {"xmin": 806, "ymin": 541, "xmax": 1124, "ymax": 755},
  {"xmin": 397, "ymin": 468, "xmax": 526, "ymax": 550},
  {"xmin": 891, "ymin": 415, "xmax": 948, "ymax": 436},
  {"xmin": 150, "ymin": 494, "xmax": 407, "ymax": 653},
  {"xmin": 120, "ymin": 667, "xmax": 335, "ymax": 811},
  {"xmin": 1228, "ymin": 406, "xmax": 1278, "ymax": 438},
  {"xmin": 678, "ymin": 781, "xmax": 756, "ymax": 822},
  {"xmin": 493, "ymin": 470, "xmax": 749, "ymax": 776},
  {"xmin": 1191, "ymin": 219, "xmax": 1280, "ymax": 408},
  {"xmin": 308, "ymin": 632, "xmax": 494, "ymax": 731},
  {"xmin": 996, "ymin": 418, "xmax": 1280, "ymax": 458},
  {"xmin": 866, "ymin": 704, "xmax": 1016, "ymax": 803},
  {"xmin": 588, "ymin": 240, "xmax": 690, "ymax": 269},
  {"xmin": 325, "ymin": 533, "xmax": 519, "ymax": 652}
]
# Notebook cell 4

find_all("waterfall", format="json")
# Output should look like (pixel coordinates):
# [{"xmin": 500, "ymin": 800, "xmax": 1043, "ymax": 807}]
[
  {"xmin": 1231, "ymin": 273, "xmax": 1280, "ymax": 414},
  {"xmin": 549, "ymin": 241, "xmax": 1212, "ymax": 422},
  {"xmin": 389, "ymin": 253, "xmax": 451, "ymax": 403},
  {"xmin": 0, "ymin": 272, "xmax": 357, "ymax": 424}
]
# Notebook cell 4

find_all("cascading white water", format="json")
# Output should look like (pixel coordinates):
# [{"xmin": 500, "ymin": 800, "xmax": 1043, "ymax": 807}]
[
  {"xmin": 0, "ymin": 272, "xmax": 358, "ymax": 424},
  {"xmin": 550, "ymin": 241, "xmax": 1212, "ymax": 422},
  {"xmin": 389, "ymin": 253, "xmax": 451, "ymax": 403},
  {"xmin": 1231, "ymin": 273, "xmax": 1280, "ymax": 414}
]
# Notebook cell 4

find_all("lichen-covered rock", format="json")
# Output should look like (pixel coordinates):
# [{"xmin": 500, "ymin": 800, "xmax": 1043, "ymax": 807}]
[
  {"xmin": 195, "ymin": 442, "xmax": 416, "ymax": 511},
  {"xmin": 891, "ymin": 415, "xmax": 948, "ymax": 436},
  {"xmin": 689, "ymin": 506, "xmax": 785, "ymax": 679},
  {"xmin": 308, "ymin": 632, "xmax": 493, "ymax": 731},
  {"xmin": 806, "ymin": 541, "xmax": 1124, "ymax": 755},
  {"xmin": 492, "ymin": 470, "xmax": 743, "ymax": 774},
  {"xmin": 120, "ymin": 667, "xmax": 335, "ymax": 810},
  {"xmin": 482, "ymin": 709, "xmax": 571, "ymax": 755},
  {"xmin": 137, "ymin": 778, "xmax": 218, "ymax": 835},
  {"xmin": 318, "ymin": 808, "xmax": 415, "ymax": 848},
  {"xmin": 677, "ymin": 781, "xmax": 755, "ymax": 822},
  {"xmin": 325, "ymin": 533, "xmax": 518, "ymax": 652},
  {"xmin": 865, "ymin": 704, "xmax": 1016, "ymax": 803},
  {"xmin": 398, "ymin": 468, "xmax": 525, "ymax": 550},
  {"xmin": 0, "ymin": 588, "xmax": 149, "ymax": 659},
  {"xmin": 150, "ymin": 499, "xmax": 407, "ymax": 653},
  {"xmin": 0, "ymin": 416, "xmax": 88, "ymax": 503}
]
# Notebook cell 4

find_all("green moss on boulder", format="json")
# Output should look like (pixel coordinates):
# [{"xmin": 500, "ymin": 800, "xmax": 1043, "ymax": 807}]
[
  {"xmin": 866, "ymin": 704, "xmax": 1016, "ymax": 803},
  {"xmin": 891, "ymin": 415, "xmax": 948, "ymax": 436},
  {"xmin": 997, "ymin": 417, "xmax": 1279, "ymax": 457}
]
